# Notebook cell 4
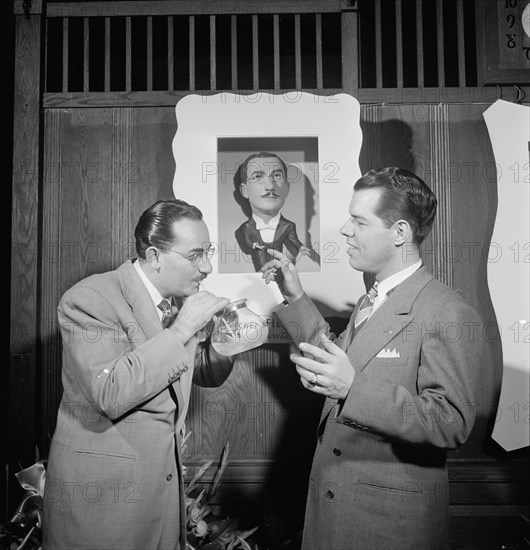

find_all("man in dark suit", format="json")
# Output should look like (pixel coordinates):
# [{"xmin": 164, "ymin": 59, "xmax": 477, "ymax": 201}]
[
  {"xmin": 235, "ymin": 152, "xmax": 310, "ymax": 272},
  {"xmin": 261, "ymin": 167, "xmax": 495, "ymax": 550}
]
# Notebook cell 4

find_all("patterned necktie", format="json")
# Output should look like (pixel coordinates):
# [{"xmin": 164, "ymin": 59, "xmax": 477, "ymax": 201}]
[
  {"xmin": 354, "ymin": 282, "xmax": 379, "ymax": 328},
  {"xmin": 158, "ymin": 298, "xmax": 173, "ymax": 329}
]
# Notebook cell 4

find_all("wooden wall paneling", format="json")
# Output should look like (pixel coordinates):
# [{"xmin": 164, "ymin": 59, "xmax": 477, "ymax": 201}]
[
  {"xmin": 111, "ymin": 108, "xmax": 133, "ymax": 268},
  {"xmin": 41, "ymin": 111, "xmax": 65, "ymax": 454},
  {"xmin": 40, "ymin": 105, "xmax": 181, "ymax": 450},
  {"xmin": 40, "ymin": 108, "xmax": 116, "ymax": 455},
  {"xmin": 10, "ymin": 6, "xmax": 43, "ymax": 507},
  {"xmin": 446, "ymin": 103, "xmax": 504, "ymax": 460},
  {"xmin": 184, "ymin": 343, "xmax": 324, "ymax": 528},
  {"xmin": 427, "ymin": 103, "xmax": 454, "ymax": 289}
]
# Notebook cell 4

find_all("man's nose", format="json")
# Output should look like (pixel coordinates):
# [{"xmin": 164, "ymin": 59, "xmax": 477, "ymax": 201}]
[
  {"xmin": 263, "ymin": 175, "xmax": 275, "ymax": 188},
  {"xmin": 340, "ymin": 219, "xmax": 353, "ymax": 237},
  {"xmin": 198, "ymin": 256, "xmax": 213, "ymax": 275}
]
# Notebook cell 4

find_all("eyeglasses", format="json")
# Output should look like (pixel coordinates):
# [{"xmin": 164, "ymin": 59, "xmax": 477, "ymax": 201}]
[
  {"xmin": 246, "ymin": 170, "xmax": 285, "ymax": 184},
  {"xmin": 165, "ymin": 244, "xmax": 217, "ymax": 267}
]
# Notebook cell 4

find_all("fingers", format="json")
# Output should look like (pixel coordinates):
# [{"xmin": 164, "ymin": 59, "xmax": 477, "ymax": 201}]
[
  {"xmin": 298, "ymin": 342, "xmax": 332, "ymax": 362},
  {"xmin": 264, "ymin": 248, "xmax": 284, "ymax": 261},
  {"xmin": 290, "ymin": 351, "xmax": 322, "ymax": 373}
]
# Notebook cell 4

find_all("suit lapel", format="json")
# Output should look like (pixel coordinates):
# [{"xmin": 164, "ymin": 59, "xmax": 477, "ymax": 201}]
[
  {"xmin": 245, "ymin": 218, "xmax": 265, "ymax": 246},
  {"xmin": 118, "ymin": 260, "xmax": 186, "ymax": 413},
  {"xmin": 346, "ymin": 267, "xmax": 433, "ymax": 372},
  {"xmin": 118, "ymin": 260, "xmax": 162, "ymax": 340},
  {"xmin": 271, "ymin": 216, "xmax": 289, "ymax": 244}
]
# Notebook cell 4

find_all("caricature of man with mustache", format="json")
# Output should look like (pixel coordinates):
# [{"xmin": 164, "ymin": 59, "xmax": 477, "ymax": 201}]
[{"xmin": 235, "ymin": 151, "xmax": 311, "ymax": 273}]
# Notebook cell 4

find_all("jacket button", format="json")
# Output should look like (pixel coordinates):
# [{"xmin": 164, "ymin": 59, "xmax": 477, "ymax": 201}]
[
  {"xmin": 333, "ymin": 448, "xmax": 341, "ymax": 456},
  {"xmin": 166, "ymin": 474, "xmax": 173, "ymax": 481},
  {"xmin": 325, "ymin": 490, "xmax": 335, "ymax": 498}
]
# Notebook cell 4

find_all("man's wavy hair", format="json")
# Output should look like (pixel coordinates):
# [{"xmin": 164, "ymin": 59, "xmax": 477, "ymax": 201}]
[
  {"xmin": 134, "ymin": 199, "xmax": 203, "ymax": 259},
  {"xmin": 354, "ymin": 167, "xmax": 437, "ymax": 246}
]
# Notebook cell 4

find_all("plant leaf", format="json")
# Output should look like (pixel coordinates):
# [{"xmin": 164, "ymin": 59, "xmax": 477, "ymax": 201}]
[
  {"xmin": 185, "ymin": 460, "xmax": 213, "ymax": 495},
  {"xmin": 207, "ymin": 442, "xmax": 229, "ymax": 504}
]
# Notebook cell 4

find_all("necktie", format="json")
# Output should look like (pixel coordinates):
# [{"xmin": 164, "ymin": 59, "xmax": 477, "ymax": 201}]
[
  {"xmin": 158, "ymin": 298, "xmax": 173, "ymax": 329},
  {"xmin": 354, "ymin": 282, "xmax": 379, "ymax": 328}
]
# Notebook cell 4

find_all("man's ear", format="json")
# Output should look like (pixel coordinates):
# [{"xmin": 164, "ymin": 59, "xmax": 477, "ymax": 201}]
[
  {"xmin": 394, "ymin": 220, "xmax": 411, "ymax": 246},
  {"xmin": 145, "ymin": 246, "xmax": 161, "ymax": 271},
  {"xmin": 240, "ymin": 183, "xmax": 249, "ymax": 199}
]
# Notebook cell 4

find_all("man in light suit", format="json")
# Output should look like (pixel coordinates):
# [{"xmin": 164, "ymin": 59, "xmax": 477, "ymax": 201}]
[
  {"xmin": 234, "ymin": 152, "xmax": 311, "ymax": 273},
  {"xmin": 42, "ymin": 199, "xmax": 235, "ymax": 550},
  {"xmin": 261, "ymin": 167, "xmax": 494, "ymax": 550}
]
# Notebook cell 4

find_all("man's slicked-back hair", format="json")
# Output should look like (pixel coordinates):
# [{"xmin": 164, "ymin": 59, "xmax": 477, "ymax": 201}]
[
  {"xmin": 234, "ymin": 151, "xmax": 288, "ymax": 190},
  {"xmin": 134, "ymin": 199, "xmax": 203, "ymax": 258},
  {"xmin": 354, "ymin": 167, "xmax": 437, "ymax": 246}
]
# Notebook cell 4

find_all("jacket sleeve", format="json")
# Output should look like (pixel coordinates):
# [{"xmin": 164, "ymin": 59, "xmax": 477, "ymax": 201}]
[{"xmin": 58, "ymin": 285, "xmax": 195, "ymax": 420}]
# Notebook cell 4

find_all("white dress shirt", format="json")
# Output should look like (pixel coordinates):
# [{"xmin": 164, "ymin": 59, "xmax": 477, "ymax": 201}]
[
  {"xmin": 372, "ymin": 260, "xmax": 423, "ymax": 314},
  {"xmin": 253, "ymin": 212, "xmax": 280, "ymax": 243},
  {"xmin": 133, "ymin": 258, "xmax": 166, "ymax": 322}
]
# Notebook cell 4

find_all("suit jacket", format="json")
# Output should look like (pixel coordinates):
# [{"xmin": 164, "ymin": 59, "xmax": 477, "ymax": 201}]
[
  {"xmin": 275, "ymin": 267, "xmax": 492, "ymax": 550},
  {"xmin": 235, "ymin": 215, "xmax": 304, "ymax": 271},
  {"xmin": 42, "ymin": 260, "xmax": 234, "ymax": 550}
]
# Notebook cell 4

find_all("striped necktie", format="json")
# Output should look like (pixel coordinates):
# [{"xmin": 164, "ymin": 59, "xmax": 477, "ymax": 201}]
[
  {"xmin": 354, "ymin": 282, "xmax": 379, "ymax": 328},
  {"xmin": 157, "ymin": 298, "xmax": 173, "ymax": 329}
]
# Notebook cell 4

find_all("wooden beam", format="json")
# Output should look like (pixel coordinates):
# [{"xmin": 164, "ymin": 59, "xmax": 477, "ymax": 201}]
[{"xmin": 45, "ymin": 1, "xmax": 342, "ymax": 18}]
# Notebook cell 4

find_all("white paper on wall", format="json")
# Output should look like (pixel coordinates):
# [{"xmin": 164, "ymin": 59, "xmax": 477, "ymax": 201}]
[{"xmin": 483, "ymin": 99, "xmax": 530, "ymax": 451}]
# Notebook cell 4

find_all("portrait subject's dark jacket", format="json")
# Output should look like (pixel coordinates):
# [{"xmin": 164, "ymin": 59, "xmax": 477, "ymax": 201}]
[{"xmin": 235, "ymin": 215, "xmax": 304, "ymax": 271}]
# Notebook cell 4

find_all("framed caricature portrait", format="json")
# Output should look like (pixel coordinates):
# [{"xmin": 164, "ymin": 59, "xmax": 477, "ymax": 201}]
[
  {"xmin": 172, "ymin": 92, "xmax": 363, "ymax": 322},
  {"xmin": 217, "ymin": 136, "xmax": 320, "ymax": 275}
]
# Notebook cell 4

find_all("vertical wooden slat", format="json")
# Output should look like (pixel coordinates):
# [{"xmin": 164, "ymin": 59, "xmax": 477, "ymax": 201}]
[
  {"xmin": 62, "ymin": 18, "xmax": 69, "ymax": 92},
  {"xmin": 396, "ymin": 0, "xmax": 403, "ymax": 88},
  {"xmin": 147, "ymin": 16, "xmax": 153, "ymax": 91},
  {"xmin": 41, "ymin": 110, "xmax": 63, "ymax": 452},
  {"xmin": 112, "ymin": 108, "xmax": 132, "ymax": 267},
  {"xmin": 104, "ymin": 17, "xmax": 111, "ymax": 92},
  {"xmin": 231, "ymin": 15, "xmax": 237, "ymax": 90},
  {"xmin": 273, "ymin": 14, "xmax": 280, "ymax": 89},
  {"xmin": 416, "ymin": 0, "xmax": 424, "ymax": 87},
  {"xmin": 210, "ymin": 15, "xmax": 216, "ymax": 90},
  {"xmin": 375, "ymin": 0, "xmax": 383, "ymax": 88},
  {"xmin": 428, "ymin": 104, "xmax": 452, "ymax": 287},
  {"xmin": 456, "ymin": 0, "xmax": 466, "ymax": 86},
  {"xmin": 342, "ymin": 6, "xmax": 359, "ymax": 92},
  {"xmin": 11, "ymin": 7, "xmax": 42, "ymax": 494},
  {"xmin": 294, "ymin": 14, "xmax": 301, "ymax": 89},
  {"xmin": 252, "ymin": 14, "xmax": 259, "ymax": 89},
  {"xmin": 168, "ymin": 17, "xmax": 174, "ymax": 91},
  {"xmin": 316, "ymin": 13, "xmax": 323, "ymax": 89},
  {"xmin": 436, "ymin": 0, "xmax": 445, "ymax": 87},
  {"xmin": 125, "ymin": 16, "xmax": 131, "ymax": 92},
  {"xmin": 189, "ymin": 15, "xmax": 195, "ymax": 91}
]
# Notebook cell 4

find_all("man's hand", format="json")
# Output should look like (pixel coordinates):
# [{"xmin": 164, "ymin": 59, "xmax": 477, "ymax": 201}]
[
  {"xmin": 170, "ymin": 291, "xmax": 229, "ymax": 344},
  {"xmin": 260, "ymin": 248, "xmax": 304, "ymax": 303},
  {"xmin": 290, "ymin": 337, "xmax": 355, "ymax": 400}
]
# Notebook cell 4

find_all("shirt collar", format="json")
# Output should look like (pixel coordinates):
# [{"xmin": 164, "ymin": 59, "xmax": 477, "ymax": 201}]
[
  {"xmin": 376, "ymin": 259, "xmax": 422, "ymax": 300},
  {"xmin": 253, "ymin": 212, "xmax": 281, "ymax": 231},
  {"xmin": 133, "ymin": 258, "xmax": 167, "ymax": 318}
]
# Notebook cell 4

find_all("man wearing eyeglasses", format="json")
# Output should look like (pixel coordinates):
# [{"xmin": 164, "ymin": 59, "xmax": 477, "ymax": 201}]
[
  {"xmin": 235, "ymin": 151, "xmax": 311, "ymax": 273},
  {"xmin": 42, "ymin": 199, "xmax": 234, "ymax": 550}
]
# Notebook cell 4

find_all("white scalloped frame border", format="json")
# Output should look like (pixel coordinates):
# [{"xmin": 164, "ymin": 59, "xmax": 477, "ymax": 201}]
[{"xmin": 172, "ymin": 91, "xmax": 364, "ymax": 317}]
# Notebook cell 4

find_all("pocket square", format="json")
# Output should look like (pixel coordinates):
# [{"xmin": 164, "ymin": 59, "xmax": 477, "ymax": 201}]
[{"xmin": 376, "ymin": 347, "xmax": 401, "ymax": 358}]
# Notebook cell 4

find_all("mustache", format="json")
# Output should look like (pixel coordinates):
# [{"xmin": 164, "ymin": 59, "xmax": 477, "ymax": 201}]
[{"xmin": 262, "ymin": 192, "xmax": 279, "ymax": 198}]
